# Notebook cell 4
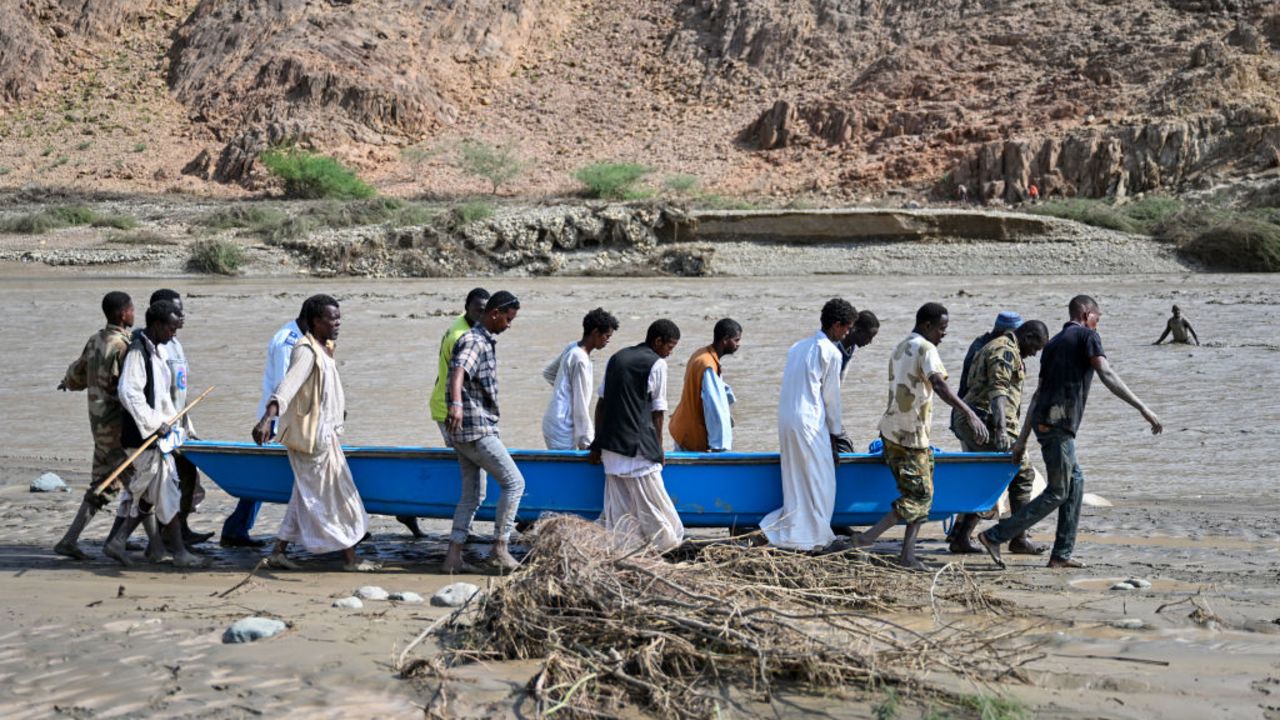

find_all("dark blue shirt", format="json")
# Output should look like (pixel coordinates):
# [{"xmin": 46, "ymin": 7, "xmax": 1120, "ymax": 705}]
[{"xmin": 1030, "ymin": 322, "xmax": 1105, "ymax": 436}]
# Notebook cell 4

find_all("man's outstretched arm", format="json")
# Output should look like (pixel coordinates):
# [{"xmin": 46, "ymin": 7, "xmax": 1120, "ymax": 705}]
[
  {"xmin": 1091, "ymin": 356, "xmax": 1162, "ymax": 434},
  {"xmin": 1153, "ymin": 326, "xmax": 1171, "ymax": 345},
  {"xmin": 1186, "ymin": 321, "xmax": 1200, "ymax": 345}
]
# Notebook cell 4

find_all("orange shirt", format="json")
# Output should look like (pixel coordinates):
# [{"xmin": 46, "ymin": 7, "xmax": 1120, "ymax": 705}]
[{"xmin": 669, "ymin": 345, "xmax": 720, "ymax": 452}]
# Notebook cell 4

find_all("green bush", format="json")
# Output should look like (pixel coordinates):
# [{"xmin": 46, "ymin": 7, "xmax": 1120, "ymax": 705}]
[
  {"xmin": 1029, "ymin": 199, "xmax": 1139, "ymax": 233},
  {"xmin": 75, "ymin": 141, "xmax": 92, "ymax": 151},
  {"xmin": 1178, "ymin": 216, "xmax": 1280, "ymax": 271},
  {"xmin": 0, "ymin": 167, "xmax": 11, "ymax": 177},
  {"xmin": 259, "ymin": 149, "xmax": 375, "ymax": 200},
  {"xmin": 1, "ymin": 205, "xmax": 101, "ymax": 234},
  {"xmin": 574, "ymin": 162, "xmax": 652, "ymax": 200},
  {"xmin": 106, "ymin": 230, "xmax": 175, "ymax": 246},
  {"xmin": 457, "ymin": 140, "xmax": 525, "ymax": 194},
  {"xmin": 187, "ymin": 238, "xmax": 245, "ymax": 274},
  {"xmin": 1121, "ymin": 195, "xmax": 1183, "ymax": 229},
  {"xmin": 198, "ymin": 205, "xmax": 289, "ymax": 231},
  {"xmin": 90, "ymin": 215, "xmax": 138, "ymax": 230},
  {"xmin": 454, "ymin": 200, "xmax": 494, "ymax": 226},
  {"xmin": 133, "ymin": 143, "xmax": 147, "ymax": 153},
  {"xmin": 663, "ymin": 174, "xmax": 699, "ymax": 193},
  {"xmin": 958, "ymin": 694, "xmax": 1029, "ymax": 720}
]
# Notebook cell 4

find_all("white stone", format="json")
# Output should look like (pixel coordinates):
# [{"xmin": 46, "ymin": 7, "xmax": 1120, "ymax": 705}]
[
  {"xmin": 30, "ymin": 472, "xmax": 68, "ymax": 493},
  {"xmin": 1110, "ymin": 582, "xmax": 1137, "ymax": 591},
  {"xmin": 332, "ymin": 597, "xmax": 364, "ymax": 609},
  {"xmin": 1111, "ymin": 618, "xmax": 1144, "ymax": 629},
  {"xmin": 431, "ymin": 582, "xmax": 481, "ymax": 608},
  {"xmin": 222, "ymin": 617, "xmax": 286, "ymax": 644},
  {"xmin": 1126, "ymin": 577, "xmax": 1153, "ymax": 589},
  {"xmin": 389, "ymin": 591, "xmax": 424, "ymax": 604},
  {"xmin": 355, "ymin": 585, "xmax": 389, "ymax": 600}
]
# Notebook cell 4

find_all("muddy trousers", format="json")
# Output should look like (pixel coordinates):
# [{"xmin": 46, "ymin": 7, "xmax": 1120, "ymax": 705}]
[{"xmin": 984, "ymin": 428, "xmax": 1084, "ymax": 561}]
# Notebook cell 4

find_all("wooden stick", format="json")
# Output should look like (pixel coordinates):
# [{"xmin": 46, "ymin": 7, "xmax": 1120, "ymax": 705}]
[
  {"xmin": 91, "ymin": 386, "xmax": 215, "ymax": 496},
  {"xmin": 1051, "ymin": 653, "xmax": 1171, "ymax": 666}
]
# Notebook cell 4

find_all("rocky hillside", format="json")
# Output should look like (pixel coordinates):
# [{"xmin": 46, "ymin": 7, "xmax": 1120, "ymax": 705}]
[{"xmin": 1, "ymin": 0, "xmax": 1278, "ymax": 203}]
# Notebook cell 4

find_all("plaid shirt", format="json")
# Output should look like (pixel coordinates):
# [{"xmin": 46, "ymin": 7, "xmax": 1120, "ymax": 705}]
[{"xmin": 448, "ymin": 325, "xmax": 500, "ymax": 442}]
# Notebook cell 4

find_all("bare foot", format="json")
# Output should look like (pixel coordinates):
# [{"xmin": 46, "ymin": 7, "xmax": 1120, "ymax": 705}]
[
  {"xmin": 896, "ymin": 557, "xmax": 928, "ymax": 571},
  {"xmin": 103, "ymin": 539, "xmax": 136, "ymax": 567},
  {"xmin": 146, "ymin": 544, "xmax": 172, "ymax": 564},
  {"xmin": 851, "ymin": 532, "xmax": 876, "ymax": 549},
  {"xmin": 172, "ymin": 551, "xmax": 206, "ymax": 568},
  {"xmin": 491, "ymin": 545, "xmax": 520, "ymax": 571},
  {"xmin": 54, "ymin": 540, "xmax": 88, "ymax": 561}
]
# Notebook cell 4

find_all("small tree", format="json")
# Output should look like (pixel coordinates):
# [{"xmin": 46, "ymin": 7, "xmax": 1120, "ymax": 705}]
[
  {"xmin": 456, "ymin": 140, "xmax": 525, "ymax": 194},
  {"xmin": 574, "ymin": 162, "xmax": 652, "ymax": 200}
]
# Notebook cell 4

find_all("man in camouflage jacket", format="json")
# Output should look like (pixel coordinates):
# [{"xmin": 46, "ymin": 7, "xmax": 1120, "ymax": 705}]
[{"xmin": 54, "ymin": 291, "xmax": 135, "ymax": 560}]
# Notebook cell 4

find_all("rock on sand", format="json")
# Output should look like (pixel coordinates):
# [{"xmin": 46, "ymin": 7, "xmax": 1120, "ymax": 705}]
[
  {"xmin": 30, "ymin": 472, "xmax": 67, "ymax": 492},
  {"xmin": 432, "ymin": 582, "xmax": 481, "ymax": 608},
  {"xmin": 1112, "ymin": 618, "xmax": 1145, "ymax": 629},
  {"xmin": 222, "ymin": 617, "xmax": 286, "ymax": 644},
  {"xmin": 332, "ymin": 597, "xmax": 364, "ymax": 609},
  {"xmin": 355, "ymin": 585, "xmax": 389, "ymax": 600},
  {"xmin": 389, "ymin": 591, "xmax": 423, "ymax": 604}
]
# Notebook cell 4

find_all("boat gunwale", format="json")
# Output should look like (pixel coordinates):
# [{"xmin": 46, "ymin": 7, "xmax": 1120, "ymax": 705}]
[{"xmin": 182, "ymin": 440, "xmax": 1013, "ymax": 465}]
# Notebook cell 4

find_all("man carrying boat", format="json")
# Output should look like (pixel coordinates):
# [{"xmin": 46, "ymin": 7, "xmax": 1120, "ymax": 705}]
[
  {"xmin": 253, "ymin": 295, "xmax": 378, "ymax": 572},
  {"xmin": 104, "ymin": 300, "xmax": 205, "ymax": 568},
  {"xmin": 443, "ymin": 291, "xmax": 526, "ymax": 572},
  {"xmin": 855, "ymin": 302, "xmax": 989, "ymax": 570},
  {"xmin": 979, "ymin": 295, "xmax": 1162, "ymax": 569},
  {"xmin": 837, "ymin": 310, "xmax": 880, "ymax": 381},
  {"xmin": 760, "ymin": 299, "xmax": 855, "ymax": 551},
  {"xmin": 53, "ymin": 291, "xmax": 135, "ymax": 560},
  {"xmin": 947, "ymin": 320, "xmax": 1049, "ymax": 555},
  {"xmin": 590, "ymin": 319, "xmax": 685, "ymax": 553},
  {"xmin": 669, "ymin": 318, "xmax": 741, "ymax": 453},
  {"xmin": 542, "ymin": 307, "xmax": 618, "ymax": 450}
]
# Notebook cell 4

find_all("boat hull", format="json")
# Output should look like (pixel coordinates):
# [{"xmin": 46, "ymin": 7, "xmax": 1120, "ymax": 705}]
[{"xmin": 182, "ymin": 440, "xmax": 1016, "ymax": 528}]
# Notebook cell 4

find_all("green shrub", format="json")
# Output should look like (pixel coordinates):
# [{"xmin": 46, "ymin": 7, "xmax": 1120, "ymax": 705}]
[
  {"xmin": 454, "ymin": 200, "xmax": 494, "ymax": 226},
  {"xmin": 40, "ymin": 147, "xmax": 54, "ymax": 157},
  {"xmin": 1121, "ymin": 195, "xmax": 1183, "ymax": 230},
  {"xmin": 1178, "ymin": 216, "xmax": 1280, "ymax": 271},
  {"xmin": 1029, "ymin": 199, "xmax": 1139, "ymax": 233},
  {"xmin": 958, "ymin": 694, "xmax": 1029, "ymax": 720},
  {"xmin": 90, "ymin": 214, "xmax": 137, "ymax": 230},
  {"xmin": 457, "ymin": 140, "xmax": 525, "ymax": 194},
  {"xmin": 198, "ymin": 205, "xmax": 289, "ymax": 231},
  {"xmin": 663, "ymin": 174, "xmax": 700, "ymax": 193},
  {"xmin": 1, "ymin": 213, "xmax": 64, "ymax": 234},
  {"xmin": 50, "ymin": 156, "xmax": 69, "ymax": 169},
  {"xmin": 106, "ymin": 230, "xmax": 175, "ymax": 245},
  {"xmin": 0, "ymin": 167, "xmax": 11, "ymax": 177},
  {"xmin": 133, "ymin": 142, "xmax": 147, "ymax": 153},
  {"xmin": 187, "ymin": 238, "xmax": 245, "ymax": 274},
  {"xmin": 75, "ymin": 141, "xmax": 92, "ymax": 151},
  {"xmin": 574, "ymin": 162, "xmax": 652, "ymax": 200},
  {"xmin": 694, "ymin": 194, "xmax": 758, "ymax": 211},
  {"xmin": 259, "ymin": 149, "xmax": 375, "ymax": 200}
]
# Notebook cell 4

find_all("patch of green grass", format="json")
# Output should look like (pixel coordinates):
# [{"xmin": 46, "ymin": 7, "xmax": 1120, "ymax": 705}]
[
  {"xmin": 574, "ymin": 161, "xmax": 652, "ymax": 200},
  {"xmin": 1, "ymin": 205, "xmax": 99, "ymax": 234},
  {"xmin": 90, "ymin": 215, "xmax": 137, "ymax": 230},
  {"xmin": 456, "ymin": 140, "xmax": 525, "ymax": 194},
  {"xmin": 106, "ymin": 230, "xmax": 175, "ymax": 246},
  {"xmin": 49, "ymin": 156, "xmax": 69, "ymax": 169},
  {"xmin": 186, "ymin": 238, "xmax": 245, "ymax": 275},
  {"xmin": 873, "ymin": 688, "xmax": 901, "ymax": 720},
  {"xmin": 0, "ymin": 167, "xmax": 11, "ymax": 177},
  {"xmin": 957, "ymin": 694, "xmax": 1029, "ymax": 720},
  {"xmin": 1176, "ymin": 214, "xmax": 1280, "ymax": 271},
  {"xmin": 663, "ymin": 174, "xmax": 700, "ymax": 194},
  {"xmin": 1121, "ymin": 195, "xmax": 1184, "ymax": 228},
  {"xmin": 40, "ymin": 147, "xmax": 54, "ymax": 157},
  {"xmin": 259, "ymin": 148, "xmax": 375, "ymax": 200},
  {"xmin": 198, "ymin": 205, "xmax": 289, "ymax": 231},
  {"xmin": 75, "ymin": 141, "xmax": 92, "ymax": 151},
  {"xmin": 454, "ymin": 200, "xmax": 494, "ymax": 226},
  {"xmin": 694, "ymin": 194, "xmax": 759, "ymax": 210},
  {"xmin": 47, "ymin": 206, "xmax": 98, "ymax": 225},
  {"xmin": 1029, "ymin": 199, "xmax": 1139, "ymax": 233},
  {"xmin": 133, "ymin": 142, "xmax": 147, "ymax": 153}
]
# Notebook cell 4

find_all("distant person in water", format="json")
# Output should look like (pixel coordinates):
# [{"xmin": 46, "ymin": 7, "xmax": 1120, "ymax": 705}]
[{"xmin": 1153, "ymin": 305, "xmax": 1199, "ymax": 346}]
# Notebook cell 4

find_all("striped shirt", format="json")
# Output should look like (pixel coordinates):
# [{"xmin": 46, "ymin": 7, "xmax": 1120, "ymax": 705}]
[{"xmin": 448, "ymin": 325, "xmax": 501, "ymax": 442}]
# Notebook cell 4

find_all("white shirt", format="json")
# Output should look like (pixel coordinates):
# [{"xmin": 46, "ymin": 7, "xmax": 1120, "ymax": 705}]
[
  {"xmin": 777, "ymin": 330, "xmax": 844, "ymax": 439},
  {"xmin": 877, "ymin": 332, "xmax": 947, "ymax": 449},
  {"xmin": 258, "ymin": 320, "xmax": 303, "ymax": 419},
  {"xmin": 542, "ymin": 343, "xmax": 594, "ymax": 449},
  {"xmin": 598, "ymin": 358, "xmax": 668, "ymax": 477},
  {"xmin": 119, "ymin": 333, "xmax": 178, "ymax": 439},
  {"xmin": 160, "ymin": 336, "xmax": 195, "ymax": 435}
]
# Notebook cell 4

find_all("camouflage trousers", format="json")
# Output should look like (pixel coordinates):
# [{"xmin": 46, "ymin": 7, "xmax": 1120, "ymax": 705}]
[
  {"xmin": 882, "ymin": 436, "xmax": 934, "ymax": 524},
  {"xmin": 88, "ymin": 429, "xmax": 128, "ymax": 504},
  {"xmin": 952, "ymin": 420, "xmax": 1034, "ymax": 512}
]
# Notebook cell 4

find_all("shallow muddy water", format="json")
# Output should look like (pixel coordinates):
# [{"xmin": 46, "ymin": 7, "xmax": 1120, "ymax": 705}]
[{"xmin": 4, "ymin": 272, "xmax": 1278, "ymax": 506}]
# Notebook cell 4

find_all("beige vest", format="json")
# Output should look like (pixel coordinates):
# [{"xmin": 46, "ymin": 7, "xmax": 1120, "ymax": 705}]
[{"xmin": 276, "ymin": 334, "xmax": 325, "ymax": 454}]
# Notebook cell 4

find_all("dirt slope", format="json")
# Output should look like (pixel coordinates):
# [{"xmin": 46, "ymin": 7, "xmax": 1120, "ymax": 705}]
[{"xmin": 0, "ymin": 0, "xmax": 1277, "ymax": 202}]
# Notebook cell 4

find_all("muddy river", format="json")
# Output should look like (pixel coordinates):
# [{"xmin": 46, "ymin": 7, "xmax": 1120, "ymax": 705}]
[{"xmin": 4, "ymin": 273, "xmax": 1278, "ymax": 507}]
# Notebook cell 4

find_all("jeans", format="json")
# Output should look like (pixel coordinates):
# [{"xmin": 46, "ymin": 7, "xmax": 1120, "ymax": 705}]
[
  {"xmin": 984, "ymin": 427, "xmax": 1085, "ymax": 561},
  {"xmin": 221, "ymin": 498, "xmax": 261, "ymax": 540},
  {"xmin": 450, "ymin": 435, "xmax": 524, "ymax": 544}
]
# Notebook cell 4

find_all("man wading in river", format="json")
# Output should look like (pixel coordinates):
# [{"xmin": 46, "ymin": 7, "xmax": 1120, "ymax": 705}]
[
  {"xmin": 1153, "ymin": 304, "xmax": 1200, "ymax": 346},
  {"xmin": 54, "ymin": 291, "xmax": 135, "ymax": 560},
  {"xmin": 979, "ymin": 295, "xmax": 1163, "ymax": 569}
]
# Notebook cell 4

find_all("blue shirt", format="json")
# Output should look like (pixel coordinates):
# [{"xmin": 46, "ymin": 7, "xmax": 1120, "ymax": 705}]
[{"xmin": 258, "ymin": 320, "xmax": 303, "ymax": 419}]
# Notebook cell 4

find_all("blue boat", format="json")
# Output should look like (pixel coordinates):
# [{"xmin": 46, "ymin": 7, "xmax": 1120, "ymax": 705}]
[{"xmin": 182, "ymin": 440, "xmax": 1016, "ymax": 528}]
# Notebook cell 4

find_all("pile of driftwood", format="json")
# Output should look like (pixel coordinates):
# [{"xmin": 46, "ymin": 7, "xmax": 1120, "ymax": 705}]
[{"xmin": 401, "ymin": 516, "xmax": 1038, "ymax": 718}]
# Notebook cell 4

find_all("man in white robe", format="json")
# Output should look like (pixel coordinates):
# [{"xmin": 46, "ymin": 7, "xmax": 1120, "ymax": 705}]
[
  {"xmin": 104, "ymin": 300, "xmax": 204, "ymax": 568},
  {"xmin": 542, "ymin": 308, "xmax": 617, "ymax": 450},
  {"xmin": 253, "ymin": 295, "xmax": 376, "ymax": 572},
  {"xmin": 761, "ymin": 299, "xmax": 857, "ymax": 550}
]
